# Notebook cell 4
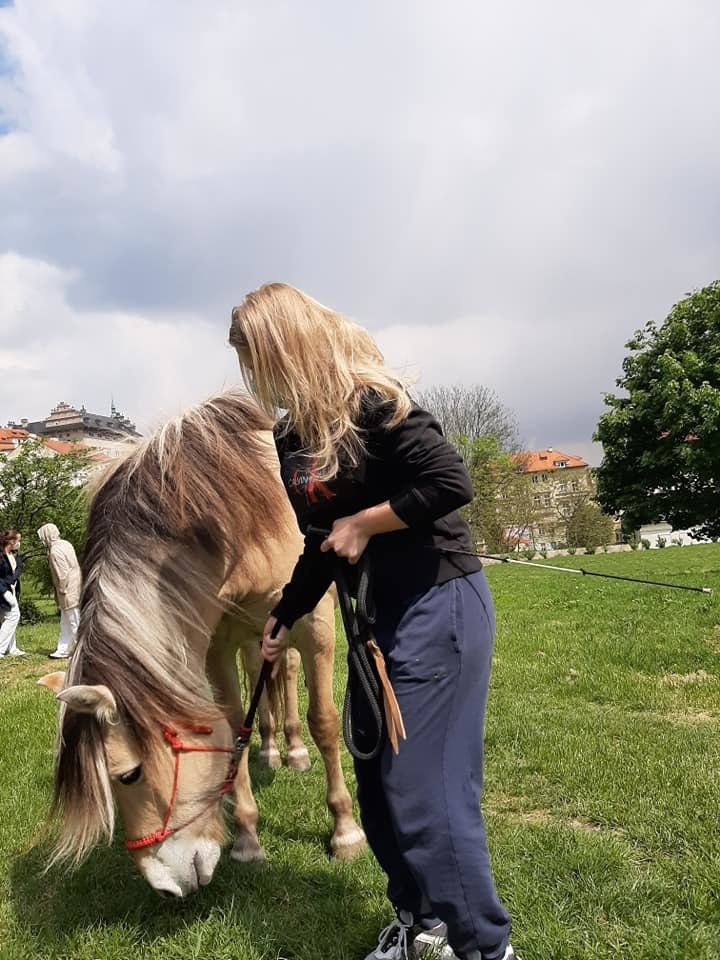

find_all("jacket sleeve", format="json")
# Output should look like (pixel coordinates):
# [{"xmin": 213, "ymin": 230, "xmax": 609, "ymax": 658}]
[
  {"xmin": 382, "ymin": 405, "xmax": 475, "ymax": 527},
  {"xmin": 51, "ymin": 547, "xmax": 71, "ymax": 592},
  {"xmin": 0, "ymin": 561, "xmax": 13, "ymax": 595},
  {"xmin": 271, "ymin": 428, "xmax": 335, "ymax": 629},
  {"xmin": 270, "ymin": 533, "xmax": 335, "ymax": 630}
]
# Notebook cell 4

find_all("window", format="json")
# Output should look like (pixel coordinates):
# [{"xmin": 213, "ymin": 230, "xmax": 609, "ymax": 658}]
[
  {"xmin": 531, "ymin": 474, "xmax": 541, "ymax": 484},
  {"xmin": 553, "ymin": 460, "xmax": 568, "ymax": 468},
  {"xmin": 558, "ymin": 481, "xmax": 567, "ymax": 493},
  {"xmin": 571, "ymin": 480, "xmax": 579, "ymax": 491},
  {"xmin": 537, "ymin": 525, "xmax": 545, "ymax": 536},
  {"xmin": 543, "ymin": 494, "xmax": 551, "ymax": 508},
  {"xmin": 532, "ymin": 495, "xmax": 541, "ymax": 505}
]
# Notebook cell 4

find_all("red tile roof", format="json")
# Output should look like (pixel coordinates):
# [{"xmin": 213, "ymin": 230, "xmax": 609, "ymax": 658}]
[
  {"xmin": 0, "ymin": 428, "xmax": 28, "ymax": 441},
  {"xmin": 514, "ymin": 449, "xmax": 588, "ymax": 473},
  {"xmin": 41, "ymin": 438, "xmax": 111, "ymax": 462}
]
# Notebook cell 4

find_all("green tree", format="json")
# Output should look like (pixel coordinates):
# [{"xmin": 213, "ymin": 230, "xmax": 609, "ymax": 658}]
[
  {"xmin": 565, "ymin": 501, "xmax": 615, "ymax": 550},
  {"xmin": 595, "ymin": 282, "xmax": 720, "ymax": 539},
  {"xmin": 0, "ymin": 441, "xmax": 91, "ymax": 591},
  {"xmin": 458, "ymin": 436, "xmax": 535, "ymax": 552}
]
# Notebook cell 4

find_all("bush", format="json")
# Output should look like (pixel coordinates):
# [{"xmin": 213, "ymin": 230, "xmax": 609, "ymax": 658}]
[
  {"xmin": 19, "ymin": 596, "xmax": 45, "ymax": 624},
  {"xmin": 672, "ymin": 537, "xmax": 683, "ymax": 547},
  {"xmin": 567, "ymin": 546, "xmax": 577, "ymax": 555},
  {"xmin": 539, "ymin": 549, "xmax": 548, "ymax": 559},
  {"xmin": 522, "ymin": 548, "xmax": 536, "ymax": 560},
  {"xmin": 641, "ymin": 538, "xmax": 651, "ymax": 550},
  {"xmin": 657, "ymin": 536, "xmax": 667, "ymax": 549},
  {"xmin": 585, "ymin": 545, "xmax": 597, "ymax": 555}
]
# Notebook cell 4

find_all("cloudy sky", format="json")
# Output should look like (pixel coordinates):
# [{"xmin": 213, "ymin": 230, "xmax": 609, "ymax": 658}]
[{"xmin": 1, "ymin": 0, "xmax": 719, "ymax": 464}]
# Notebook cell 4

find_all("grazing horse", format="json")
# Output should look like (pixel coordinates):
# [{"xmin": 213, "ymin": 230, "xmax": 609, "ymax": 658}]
[{"xmin": 47, "ymin": 391, "xmax": 365, "ymax": 898}]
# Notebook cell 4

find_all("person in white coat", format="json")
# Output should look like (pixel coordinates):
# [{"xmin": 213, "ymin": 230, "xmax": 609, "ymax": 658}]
[{"xmin": 37, "ymin": 523, "xmax": 82, "ymax": 659}]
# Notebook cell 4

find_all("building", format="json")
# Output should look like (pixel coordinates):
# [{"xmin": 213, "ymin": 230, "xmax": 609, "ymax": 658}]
[
  {"xmin": 8, "ymin": 401, "xmax": 140, "ymax": 443},
  {"xmin": 508, "ymin": 448, "xmax": 600, "ymax": 551},
  {"xmin": 0, "ymin": 428, "xmax": 113, "ymax": 467}
]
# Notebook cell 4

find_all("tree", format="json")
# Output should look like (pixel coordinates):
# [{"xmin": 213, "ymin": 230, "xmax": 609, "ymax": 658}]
[
  {"xmin": 457, "ymin": 437, "xmax": 536, "ymax": 552},
  {"xmin": 417, "ymin": 384, "xmax": 521, "ymax": 452},
  {"xmin": 565, "ymin": 501, "xmax": 615, "ymax": 550},
  {"xmin": 595, "ymin": 282, "xmax": 720, "ymax": 539},
  {"xmin": 0, "ymin": 441, "xmax": 91, "ymax": 590}
]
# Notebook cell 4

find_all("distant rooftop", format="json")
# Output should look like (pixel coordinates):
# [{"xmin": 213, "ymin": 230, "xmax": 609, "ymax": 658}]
[{"xmin": 8, "ymin": 400, "xmax": 141, "ymax": 440}]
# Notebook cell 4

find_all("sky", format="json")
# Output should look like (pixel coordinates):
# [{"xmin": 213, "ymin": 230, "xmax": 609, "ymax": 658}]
[{"xmin": 1, "ymin": 1, "xmax": 719, "ymax": 465}]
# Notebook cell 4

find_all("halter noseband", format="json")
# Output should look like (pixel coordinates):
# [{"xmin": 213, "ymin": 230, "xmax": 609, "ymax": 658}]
[
  {"xmin": 124, "ymin": 660, "xmax": 270, "ymax": 852},
  {"xmin": 124, "ymin": 722, "xmax": 250, "ymax": 851}
]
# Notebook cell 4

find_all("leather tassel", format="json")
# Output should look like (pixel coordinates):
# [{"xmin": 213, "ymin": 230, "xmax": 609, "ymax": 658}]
[{"xmin": 367, "ymin": 639, "xmax": 407, "ymax": 754}]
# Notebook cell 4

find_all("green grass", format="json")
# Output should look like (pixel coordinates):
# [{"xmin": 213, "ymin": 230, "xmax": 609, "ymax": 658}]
[{"xmin": 2, "ymin": 546, "xmax": 720, "ymax": 959}]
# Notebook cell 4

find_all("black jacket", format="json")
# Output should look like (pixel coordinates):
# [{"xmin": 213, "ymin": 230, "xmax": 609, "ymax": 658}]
[
  {"xmin": 271, "ymin": 397, "xmax": 482, "ymax": 629},
  {"xmin": 0, "ymin": 550, "xmax": 22, "ymax": 613}
]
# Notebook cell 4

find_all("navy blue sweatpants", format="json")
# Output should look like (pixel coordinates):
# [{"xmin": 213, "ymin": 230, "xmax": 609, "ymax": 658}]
[{"xmin": 351, "ymin": 571, "xmax": 511, "ymax": 959}]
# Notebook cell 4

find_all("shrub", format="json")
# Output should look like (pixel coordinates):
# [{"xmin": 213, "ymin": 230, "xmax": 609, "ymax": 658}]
[
  {"xmin": 657, "ymin": 536, "xmax": 667, "ymax": 549},
  {"xmin": 567, "ymin": 546, "xmax": 577, "ymax": 555},
  {"xmin": 641, "ymin": 538, "xmax": 651, "ymax": 550},
  {"xmin": 19, "ymin": 596, "xmax": 45, "ymax": 624}
]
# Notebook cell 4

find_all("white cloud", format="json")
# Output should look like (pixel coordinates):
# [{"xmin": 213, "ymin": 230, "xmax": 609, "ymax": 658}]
[
  {"xmin": 0, "ymin": 252, "xmax": 239, "ymax": 430},
  {"xmin": 1, "ymin": 0, "xmax": 719, "ymax": 454}
]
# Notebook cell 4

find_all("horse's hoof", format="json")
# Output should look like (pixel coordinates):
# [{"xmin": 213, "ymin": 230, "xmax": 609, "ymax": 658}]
[
  {"xmin": 230, "ymin": 839, "xmax": 267, "ymax": 864},
  {"xmin": 286, "ymin": 746, "xmax": 311, "ymax": 771},
  {"xmin": 258, "ymin": 747, "xmax": 282, "ymax": 770},
  {"xmin": 330, "ymin": 826, "xmax": 367, "ymax": 861}
]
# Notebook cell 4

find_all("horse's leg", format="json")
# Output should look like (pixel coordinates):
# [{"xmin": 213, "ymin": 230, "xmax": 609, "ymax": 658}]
[
  {"xmin": 283, "ymin": 646, "xmax": 311, "ymax": 771},
  {"xmin": 294, "ymin": 597, "xmax": 366, "ymax": 860},
  {"xmin": 205, "ymin": 622, "xmax": 266, "ymax": 863},
  {"xmin": 247, "ymin": 644, "xmax": 282, "ymax": 770}
]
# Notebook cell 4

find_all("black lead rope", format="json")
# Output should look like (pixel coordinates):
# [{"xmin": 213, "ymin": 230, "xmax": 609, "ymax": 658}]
[{"xmin": 307, "ymin": 526, "xmax": 385, "ymax": 760}]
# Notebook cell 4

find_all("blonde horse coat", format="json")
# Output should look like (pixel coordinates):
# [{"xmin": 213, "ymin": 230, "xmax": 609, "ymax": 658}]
[{"xmin": 49, "ymin": 391, "xmax": 364, "ymax": 896}]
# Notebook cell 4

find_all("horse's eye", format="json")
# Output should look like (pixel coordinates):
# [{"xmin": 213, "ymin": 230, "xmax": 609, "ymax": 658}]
[{"xmin": 118, "ymin": 765, "xmax": 143, "ymax": 786}]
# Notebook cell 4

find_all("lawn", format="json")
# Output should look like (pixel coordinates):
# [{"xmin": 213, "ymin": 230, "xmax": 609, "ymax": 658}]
[{"xmin": 1, "ymin": 546, "xmax": 720, "ymax": 960}]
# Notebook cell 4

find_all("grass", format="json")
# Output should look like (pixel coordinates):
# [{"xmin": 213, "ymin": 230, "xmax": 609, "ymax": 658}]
[{"xmin": 2, "ymin": 546, "xmax": 720, "ymax": 959}]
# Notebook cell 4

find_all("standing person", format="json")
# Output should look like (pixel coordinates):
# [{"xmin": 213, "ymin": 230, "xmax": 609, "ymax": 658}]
[
  {"xmin": 37, "ymin": 524, "xmax": 81, "ymax": 659},
  {"xmin": 229, "ymin": 283, "xmax": 517, "ymax": 960},
  {"xmin": 0, "ymin": 530, "xmax": 26, "ymax": 657}
]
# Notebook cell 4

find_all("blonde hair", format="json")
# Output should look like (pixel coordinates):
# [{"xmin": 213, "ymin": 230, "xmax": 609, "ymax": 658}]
[{"xmin": 229, "ymin": 283, "xmax": 412, "ymax": 479}]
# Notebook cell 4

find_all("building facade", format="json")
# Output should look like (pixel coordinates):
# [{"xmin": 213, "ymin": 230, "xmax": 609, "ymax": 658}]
[
  {"xmin": 8, "ymin": 401, "xmax": 140, "ymax": 442},
  {"xmin": 505, "ymin": 448, "xmax": 612, "ymax": 551}
]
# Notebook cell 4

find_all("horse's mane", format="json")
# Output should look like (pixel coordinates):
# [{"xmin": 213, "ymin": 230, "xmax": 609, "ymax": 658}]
[{"xmin": 51, "ymin": 390, "xmax": 291, "ymax": 863}]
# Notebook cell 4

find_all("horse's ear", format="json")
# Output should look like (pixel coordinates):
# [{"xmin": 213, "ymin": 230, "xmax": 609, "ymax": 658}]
[
  {"xmin": 57, "ymin": 684, "xmax": 118, "ymax": 723},
  {"xmin": 37, "ymin": 671, "xmax": 67, "ymax": 693}
]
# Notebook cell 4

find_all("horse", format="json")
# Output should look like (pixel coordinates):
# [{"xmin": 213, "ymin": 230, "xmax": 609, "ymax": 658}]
[{"xmin": 44, "ymin": 390, "xmax": 365, "ymax": 898}]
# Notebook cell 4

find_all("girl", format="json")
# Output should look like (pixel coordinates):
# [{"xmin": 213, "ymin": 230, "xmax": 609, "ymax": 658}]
[
  {"xmin": 0, "ymin": 530, "xmax": 25, "ymax": 657},
  {"xmin": 229, "ymin": 283, "xmax": 517, "ymax": 960}
]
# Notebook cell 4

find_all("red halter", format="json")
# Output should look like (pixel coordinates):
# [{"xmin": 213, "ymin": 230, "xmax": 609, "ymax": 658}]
[
  {"xmin": 124, "ymin": 722, "xmax": 250, "ymax": 851},
  {"xmin": 124, "ymin": 660, "xmax": 270, "ymax": 852}
]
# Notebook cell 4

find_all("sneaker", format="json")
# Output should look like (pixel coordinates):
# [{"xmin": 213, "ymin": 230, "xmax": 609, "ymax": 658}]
[
  {"xmin": 49, "ymin": 650, "xmax": 69, "ymax": 659},
  {"xmin": 9, "ymin": 649, "xmax": 27, "ymax": 657},
  {"xmin": 413, "ymin": 923, "xmax": 456, "ymax": 958},
  {"xmin": 364, "ymin": 912, "xmax": 414, "ymax": 960}
]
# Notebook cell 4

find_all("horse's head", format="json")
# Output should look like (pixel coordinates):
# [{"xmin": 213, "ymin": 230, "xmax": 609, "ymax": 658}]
[{"xmin": 42, "ymin": 673, "xmax": 232, "ymax": 897}]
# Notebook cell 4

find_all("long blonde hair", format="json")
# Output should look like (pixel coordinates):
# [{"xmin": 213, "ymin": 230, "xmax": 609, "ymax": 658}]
[{"xmin": 229, "ymin": 283, "xmax": 412, "ymax": 479}]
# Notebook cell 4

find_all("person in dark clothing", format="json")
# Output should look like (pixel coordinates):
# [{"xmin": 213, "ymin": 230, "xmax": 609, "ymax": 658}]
[
  {"xmin": 229, "ymin": 283, "xmax": 518, "ymax": 960},
  {"xmin": 0, "ymin": 529, "xmax": 25, "ymax": 657}
]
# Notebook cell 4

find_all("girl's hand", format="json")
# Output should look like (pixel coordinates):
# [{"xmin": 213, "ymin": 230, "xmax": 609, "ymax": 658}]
[
  {"xmin": 319, "ymin": 514, "xmax": 370, "ymax": 565},
  {"xmin": 261, "ymin": 616, "xmax": 291, "ymax": 679}
]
